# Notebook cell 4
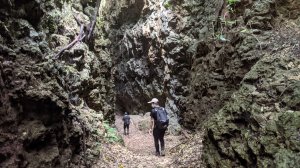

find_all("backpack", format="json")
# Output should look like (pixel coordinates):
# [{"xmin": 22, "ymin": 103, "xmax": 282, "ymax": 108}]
[
  {"xmin": 155, "ymin": 107, "xmax": 169, "ymax": 130},
  {"xmin": 123, "ymin": 115, "xmax": 130, "ymax": 125}
]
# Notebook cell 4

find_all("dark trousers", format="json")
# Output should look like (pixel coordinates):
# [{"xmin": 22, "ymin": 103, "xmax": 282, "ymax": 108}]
[
  {"xmin": 124, "ymin": 124, "xmax": 129, "ymax": 134},
  {"xmin": 153, "ymin": 128, "xmax": 166, "ymax": 153}
]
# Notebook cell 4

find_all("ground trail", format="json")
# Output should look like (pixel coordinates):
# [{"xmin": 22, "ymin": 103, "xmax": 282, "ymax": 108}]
[
  {"xmin": 94, "ymin": 114, "xmax": 182, "ymax": 167},
  {"xmin": 94, "ymin": 114, "xmax": 205, "ymax": 167},
  {"xmin": 117, "ymin": 114, "xmax": 183, "ymax": 166}
]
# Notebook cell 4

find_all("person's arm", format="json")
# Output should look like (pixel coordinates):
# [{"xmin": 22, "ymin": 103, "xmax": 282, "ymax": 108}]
[
  {"xmin": 149, "ymin": 112, "xmax": 154, "ymax": 134},
  {"xmin": 149, "ymin": 118, "xmax": 154, "ymax": 135},
  {"xmin": 130, "ymin": 117, "xmax": 133, "ymax": 124},
  {"xmin": 151, "ymin": 118, "xmax": 154, "ymax": 129}
]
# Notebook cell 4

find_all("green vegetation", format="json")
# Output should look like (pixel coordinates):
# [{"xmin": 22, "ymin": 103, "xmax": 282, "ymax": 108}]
[
  {"xmin": 227, "ymin": 0, "xmax": 240, "ymax": 14},
  {"xmin": 227, "ymin": 0, "xmax": 240, "ymax": 6},
  {"xmin": 212, "ymin": 0, "xmax": 240, "ymax": 43},
  {"xmin": 103, "ymin": 121, "xmax": 123, "ymax": 143},
  {"xmin": 163, "ymin": 1, "xmax": 172, "ymax": 9}
]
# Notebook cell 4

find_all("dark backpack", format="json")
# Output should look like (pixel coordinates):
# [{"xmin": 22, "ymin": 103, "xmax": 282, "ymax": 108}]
[
  {"xmin": 123, "ymin": 115, "xmax": 130, "ymax": 125},
  {"xmin": 155, "ymin": 107, "xmax": 169, "ymax": 129}
]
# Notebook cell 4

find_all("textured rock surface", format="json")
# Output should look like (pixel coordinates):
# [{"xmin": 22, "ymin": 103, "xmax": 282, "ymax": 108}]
[
  {"xmin": 202, "ymin": 0, "xmax": 300, "ymax": 167},
  {"xmin": 0, "ymin": 0, "xmax": 113, "ymax": 167},
  {"xmin": 102, "ymin": 0, "xmax": 227, "ymax": 134},
  {"xmin": 204, "ymin": 29, "xmax": 300, "ymax": 167},
  {"xmin": 1, "ymin": 0, "xmax": 300, "ymax": 167},
  {"xmin": 101, "ymin": 0, "xmax": 300, "ymax": 166},
  {"xmin": 102, "ymin": 0, "xmax": 269, "ymax": 133},
  {"xmin": 179, "ymin": 0, "xmax": 274, "ymax": 129},
  {"xmin": 101, "ymin": 0, "xmax": 189, "ymax": 134}
]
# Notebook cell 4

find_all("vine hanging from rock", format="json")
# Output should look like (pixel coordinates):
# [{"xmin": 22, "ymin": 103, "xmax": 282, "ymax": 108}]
[{"xmin": 54, "ymin": 0, "xmax": 101, "ymax": 59}]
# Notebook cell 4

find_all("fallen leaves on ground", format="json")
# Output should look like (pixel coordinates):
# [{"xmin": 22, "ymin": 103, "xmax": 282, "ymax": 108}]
[{"xmin": 93, "ymin": 115, "xmax": 204, "ymax": 168}]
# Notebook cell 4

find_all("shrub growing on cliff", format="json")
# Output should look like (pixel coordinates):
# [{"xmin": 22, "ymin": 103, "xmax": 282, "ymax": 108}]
[
  {"xmin": 227, "ymin": 0, "xmax": 240, "ymax": 6},
  {"xmin": 163, "ymin": 1, "xmax": 172, "ymax": 9},
  {"xmin": 103, "ymin": 121, "xmax": 123, "ymax": 143}
]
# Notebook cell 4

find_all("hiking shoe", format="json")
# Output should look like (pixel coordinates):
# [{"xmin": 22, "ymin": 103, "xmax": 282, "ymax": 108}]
[
  {"xmin": 161, "ymin": 150, "xmax": 165, "ymax": 156},
  {"xmin": 155, "ymin": 152, "xmax": 160, "ymax": 156}
]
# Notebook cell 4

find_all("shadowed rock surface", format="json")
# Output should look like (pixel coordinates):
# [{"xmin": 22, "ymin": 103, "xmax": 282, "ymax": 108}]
[
  {"xmin": 101, "ymin": 0, "xmax": 300, "ymax": 166},
  {"xmin": 0, "ymin": 0, "xmax": 300, "ymax": 167},
  {"xmin": 200, "ymin": 0, "xmax": 300, "ymax": 167},
  {"xmin": 0, "ymin": 0, "xmax": 113, "ymax": 167}
]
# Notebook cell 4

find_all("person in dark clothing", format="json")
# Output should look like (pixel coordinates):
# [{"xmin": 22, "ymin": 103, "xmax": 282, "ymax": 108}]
[
  {"xmin": 123, "ymin": 112, "xmax": 131, "ymax": 135},
  {"xmin": 148, "ymin": 98, "xmax": 168, "ymax": 156}
]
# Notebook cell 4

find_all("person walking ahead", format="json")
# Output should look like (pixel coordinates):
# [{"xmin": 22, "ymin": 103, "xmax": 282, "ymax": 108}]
[
  {"xmin": 148, "ymin": 98, "xmax": 169, "ymax": 156},
  {"xmin": 123, "ymin": 112, "xmax": 131, "ymax": 135}
]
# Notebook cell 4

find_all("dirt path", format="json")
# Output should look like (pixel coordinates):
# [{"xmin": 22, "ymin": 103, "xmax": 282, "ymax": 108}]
[
  {"xmin": 115, "ymin": 114, "xmax": 182, "ymax": 155},
  {"xmin": 115, "ymin": 114, "xmax": 154, "ymax": 155},
  {"xmin": 94, "ymin": 114, "xmax": 184, "ymax": 168}
]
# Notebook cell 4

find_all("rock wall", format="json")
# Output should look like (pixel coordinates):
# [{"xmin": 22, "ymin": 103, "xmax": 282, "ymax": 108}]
[
  {"xmin": 0, "ymin": 0, "xmax": 113, "ymax": 167},
  {"xmin": 101, "ymin": 0, "xmax": 189, "ymax": 134},
  {"xmin": 1, "ymin": 0, "xmax": 299, "ymax": 167},
  {"xmin": 102, "ymin": 0, "xmax": 263, "ymax": 132},
  {"xmin": 101, "ymin": 0, "xmax": 223, "ymax": 134},
  {"xmin": 101, "ymin": 0, "xmax": 300, "ymax": 166},
  {"xmin": 202, "ymin": 0, "xmax": 300, "ymax": 167}
]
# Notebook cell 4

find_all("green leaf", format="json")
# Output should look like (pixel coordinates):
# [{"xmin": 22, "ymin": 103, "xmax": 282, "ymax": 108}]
[{"xmin": 240, "ymin": 28, "xmax": 250, "ymax": 33}]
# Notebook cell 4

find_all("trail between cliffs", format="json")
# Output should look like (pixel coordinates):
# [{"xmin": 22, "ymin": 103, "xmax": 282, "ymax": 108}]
[
  {"xmin": 93, "ymin": 114, "xmax": 206, "ymax": 167},
  {"xmin": 95, "ymin": 114, "xmax": 183, "ymax": 167}
]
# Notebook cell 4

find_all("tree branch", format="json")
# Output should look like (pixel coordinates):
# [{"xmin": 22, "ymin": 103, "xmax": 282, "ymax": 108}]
[
  {"xmin": 73, "ymin": 13, "xmax": 82, "ymax": 26},
  {"xmin": 54, "ymin": 0, "xmax": 101, "ymax": 59},
  {"xmin": 87, "ymin": 0, "xmax": 101, "ymax": 40},
  {"xmin": 54, "ymin": 24, "xmax": 85, "ymax": 59}
]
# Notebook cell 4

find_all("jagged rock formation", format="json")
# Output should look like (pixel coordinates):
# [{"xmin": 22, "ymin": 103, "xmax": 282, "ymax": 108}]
[
  {"xmin": 203, "ymin": 0, "xmax": 300, "ymax": 167},
  {"xmin": 0, "ymin": 0, "xmax": 113, "ymax": 167},
  {"xmin": 0, "ymin": 0, "xmax": 299, "ymax": 167},
  {"xmin": 101, "ymin": 0, "xmax": 190, "ymax": 134},
  {"xmin": 101, "ymin": 0, "xmax": 269, "ymax": 133},
  {"xmin": 101, "ymin": 0, "xmax": 227, "ymax": 134},
  {"xmin": 101, "ymin": 0, "xmax": 300, "ymax": 167}
]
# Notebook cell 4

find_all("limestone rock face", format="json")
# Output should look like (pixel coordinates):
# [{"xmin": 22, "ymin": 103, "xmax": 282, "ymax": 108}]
[
  {"xmin": 101, "ymin": 0, "xmax": 273, "ymax": 134},
  {"xmin": 101, "ymin": 0, "xmax": 300, "ymax": 166},
  {"xmin": 204, "ymin": 43, "xmax": 300, "ymax": 167},
  {"xmin": 0, "ymin": 0, "xmax": 113, "ymax": 167},
  {"xmin": 201, "ymin": 0, "xmax": 300, "ymax": 167},
  {"xmin": 1, "ymin": 0, "xmax": 300, "ymax": 167},
  {"xmin": 102, "ymin": 0, "xmax": 198, "ymax": 134},
  {"xmin": 101, "ymin": 0, "xmax": 268, "ymax": 133}
]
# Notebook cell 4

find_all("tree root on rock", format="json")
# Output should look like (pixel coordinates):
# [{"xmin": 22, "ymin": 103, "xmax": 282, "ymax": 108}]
[{"xmin": 54, "ymin": 0, "xmax": 101, "ymax": 59}]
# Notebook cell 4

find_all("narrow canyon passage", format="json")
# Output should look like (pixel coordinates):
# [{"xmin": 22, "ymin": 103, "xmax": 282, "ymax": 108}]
[
  {"xmin": 1, "ymin": 0, "xmax": 300, "ymax": 167},
  {"xmin": 93, "ymin": 114, "xmax": 187, "ymax": 167}
]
